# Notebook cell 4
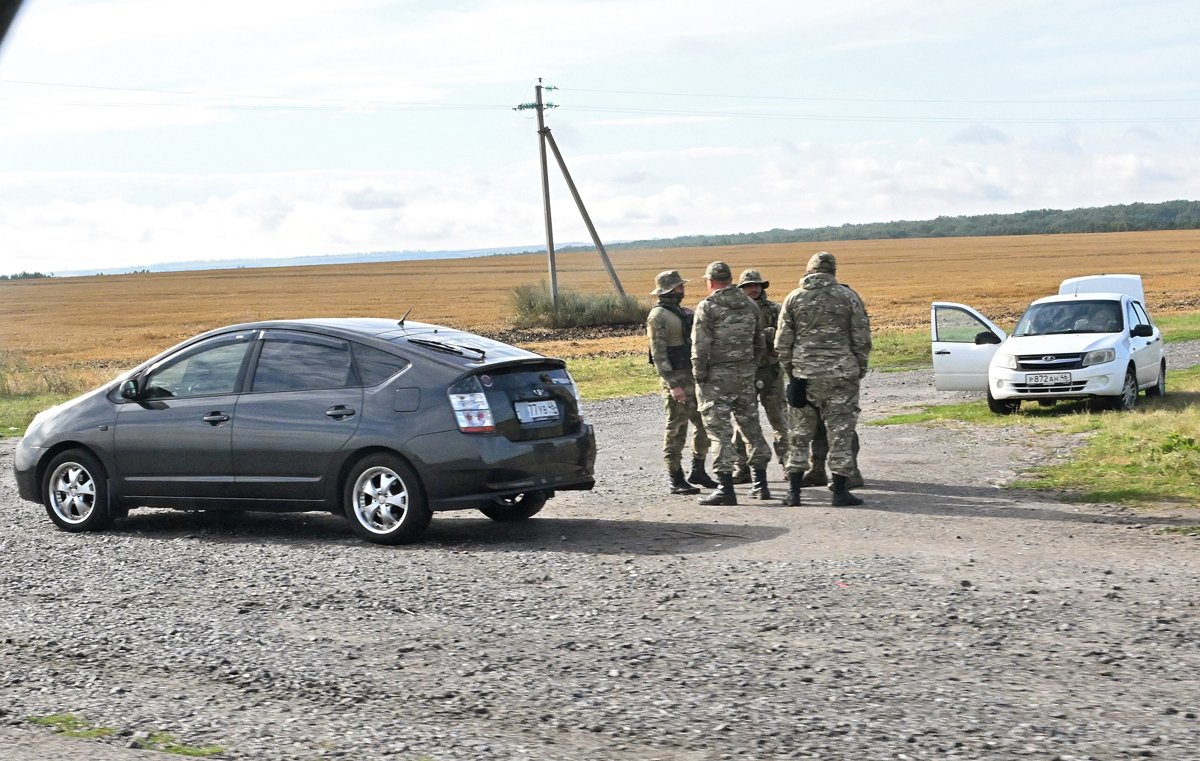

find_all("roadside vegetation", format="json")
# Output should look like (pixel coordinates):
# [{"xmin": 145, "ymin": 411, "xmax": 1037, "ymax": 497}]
[
  {"xmin": 26, "ymin": 714, "xmax": 223, "ymax": 756},
  {"xmin": 508, "ymin": 281, "xmax": 648, "ymax": 329},
  {"xmin": 875, "ymin": 365, "xmax": 1200, "ymax": 507}
]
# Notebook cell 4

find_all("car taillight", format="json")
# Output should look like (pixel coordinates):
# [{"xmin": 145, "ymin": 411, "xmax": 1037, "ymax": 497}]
[{"xmin": 448, "ymin": 376, "xmax": 494, "ymax": 433}]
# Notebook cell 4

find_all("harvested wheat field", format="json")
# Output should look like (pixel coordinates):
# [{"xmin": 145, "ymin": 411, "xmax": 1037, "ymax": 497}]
[{"xmin": 2, "ymin": 230, "xmax": 1198, "ymax": 392}]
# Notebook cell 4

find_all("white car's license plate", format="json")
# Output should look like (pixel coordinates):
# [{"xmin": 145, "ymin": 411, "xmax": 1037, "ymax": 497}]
[
  {"xmin": 1025, "ymin": 372, "xmax": 1071, "ymax": 385},
  {"xmin": 515, "ymin": 399, "xmax": 558, "ymax": 423}
]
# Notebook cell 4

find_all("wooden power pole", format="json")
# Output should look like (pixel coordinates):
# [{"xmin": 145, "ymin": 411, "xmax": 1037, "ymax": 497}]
[{"xmin": 515, "ymin": 79, "xmax": 626, "ymax": 309}]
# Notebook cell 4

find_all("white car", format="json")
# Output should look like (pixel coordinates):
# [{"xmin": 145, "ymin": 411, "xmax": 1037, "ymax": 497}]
[{"xmin": 932, "ymin": 274, "xmax": 1166, "ymax": 414}]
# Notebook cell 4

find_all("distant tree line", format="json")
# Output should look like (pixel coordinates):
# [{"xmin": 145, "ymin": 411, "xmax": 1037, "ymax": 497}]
[
  {"xmin": 0, "ymin": 271, "xmax": 53, "ymax": 280},
  {"xmin": 570, "ymin": 199, "xmax": 1200, "ymax": 252}
]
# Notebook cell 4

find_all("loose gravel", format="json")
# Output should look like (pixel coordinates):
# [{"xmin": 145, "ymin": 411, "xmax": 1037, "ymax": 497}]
[{"xmin": 2, "ymin": 344, "xmax": 1199, "ymax": 761}]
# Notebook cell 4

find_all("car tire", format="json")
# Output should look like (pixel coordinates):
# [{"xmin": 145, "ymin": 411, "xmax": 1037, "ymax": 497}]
[
  {"xmin": 986, "ymin": 390, "xmax": 1020, "ymax": 415},
  {"xmin": 344, "ymin": 454, "xmax": 431, "ymax": 545},
  {"xmin": 1144, "ymin": 360, "xmax": 1167, "ymax": 398},
  {"xmin": 479, "ymin": 491, "xmax": 548, "ymax": 522},
  {"xmin": 43, "ymin": 449, "xmax": 113, "ymax": 532},
  {"xmin": 1112, "ymin": 367, "xmax": 1138, "ymax": 411}
]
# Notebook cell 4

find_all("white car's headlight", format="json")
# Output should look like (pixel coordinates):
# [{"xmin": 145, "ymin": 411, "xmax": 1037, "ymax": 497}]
[
  {"xmin": 1082, "ymin": 348, "xmax": 1116, "ymax": 367},
  {"xmin": 994, "ymin": 353, "xmax": 1018, "ymax": 370}
]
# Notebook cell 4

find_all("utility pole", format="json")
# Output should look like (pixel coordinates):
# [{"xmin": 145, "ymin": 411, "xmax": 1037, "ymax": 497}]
[{"xmin": 514, "ymin": 79, "xmax": 626, "ymax": 309}]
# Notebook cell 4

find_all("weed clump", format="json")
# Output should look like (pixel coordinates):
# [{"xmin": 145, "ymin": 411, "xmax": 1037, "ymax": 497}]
[{"xmin": 509, "ymin": 281, "xmax": 648, "ymax": 329}]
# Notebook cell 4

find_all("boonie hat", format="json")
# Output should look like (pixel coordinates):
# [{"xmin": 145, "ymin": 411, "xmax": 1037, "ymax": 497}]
[
  {"xmin": 650, "ymin": 269, "xmax": 688, "ymax": 295},
  {"xmin": 738, "ymin": 269, "xmax": 769, "ymax": 289},
  {"xmin": 704, "ymin": 260, "xmax": 733, "ymax": 281},
  {"xmin": 806, "ymin": 251, "xmax": 837, "ymax": 274}
]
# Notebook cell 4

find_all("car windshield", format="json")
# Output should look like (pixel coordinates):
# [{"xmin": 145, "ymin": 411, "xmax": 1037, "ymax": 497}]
[{"xmin": 1013, "ymin": 300, "xmax": 1124, "ymax": 337}]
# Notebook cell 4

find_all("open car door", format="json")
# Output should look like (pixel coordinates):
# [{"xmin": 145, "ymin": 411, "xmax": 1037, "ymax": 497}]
[{"xmin": 931, "ymin": 302, "xmax": 1006, "ymax": 391}]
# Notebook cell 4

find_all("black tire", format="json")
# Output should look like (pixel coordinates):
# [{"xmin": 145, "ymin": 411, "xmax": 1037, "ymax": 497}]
[
  {"xmin": 986, "ymin": 390, "xmax": 1020, "ymax": 415},
  {"xmin": 1112, "ymin": 367, "xmax": 1138, "ymax": 411},
  {"xmin": 343, "ymin": 454, "xmax": 431, "ymax": 545},
  {"xmin": 1145, "ymin": 360, "xmax": 1167, "ymax": 398},
  {"xmin": 479, "ymin": 491, "xmax": 548, "ymax": 522},
  {"xmin": 42, "ymin": 449, "xmax": 113, "ymax": 532}
]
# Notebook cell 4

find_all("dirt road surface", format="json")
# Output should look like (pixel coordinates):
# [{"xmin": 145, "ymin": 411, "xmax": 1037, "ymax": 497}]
[{"xmin": 2, "ymin": 348, "xmax": 1198, "ymax": 760}]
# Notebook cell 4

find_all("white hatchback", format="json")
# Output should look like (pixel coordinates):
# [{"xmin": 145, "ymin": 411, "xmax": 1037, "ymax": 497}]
[{"xmin": 931, "ymin": 274, "xmax": 1166, "ymax": 414}]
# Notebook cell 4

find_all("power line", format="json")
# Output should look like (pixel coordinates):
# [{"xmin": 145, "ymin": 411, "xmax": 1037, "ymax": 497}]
[{"xmin": 563, "ymin": 85, "xmax": 1200, "ymax": 105}]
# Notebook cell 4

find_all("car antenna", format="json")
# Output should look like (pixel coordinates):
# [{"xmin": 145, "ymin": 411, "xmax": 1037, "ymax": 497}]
[
  {"xmin": 398, "ymin": 307, "xmax": 413, "ymax": 327},
  {"xmin": 398, "ymin": 275, "xmax": 438, "ymax": 327}
]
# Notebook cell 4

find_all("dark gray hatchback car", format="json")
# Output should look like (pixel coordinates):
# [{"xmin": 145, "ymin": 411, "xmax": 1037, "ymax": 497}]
[{"xmin": 14, "ymin": 318, "xmax": 596, "ymax": 544}]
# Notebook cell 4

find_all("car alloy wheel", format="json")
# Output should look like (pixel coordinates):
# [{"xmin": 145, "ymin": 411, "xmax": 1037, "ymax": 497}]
[
  {"xmin": 1114, "ymin": 368, "xmax": 1138, "ymax": 411},
  {"xmin": 43, "ymin": 449, "xmax": 113, "ymax": 532},
  {"xmin": 344, "ymin": 454, "xmax": 431, "ymax": 544},
  {"xmin": 1145, "ymin": 360, "xmax": 1167, "ymax": 398}
]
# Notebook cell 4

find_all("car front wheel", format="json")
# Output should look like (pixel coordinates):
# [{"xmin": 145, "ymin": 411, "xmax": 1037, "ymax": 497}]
[
  {"xmin": 1112, "ymin": 367, "xmax": 1138, "ymax": 411},
  {"xmin": 480, "ymin": 491, "xmax": 548, "ymax": 522},
  {"xmin": 344, "ymin": 455, "xmax": 431, "ymax": 545},
  {"xmin": 43, "ymin": 449, "xmax": 113, "ymax": 532},
  {"xmin": 987, "ymin": 390, "xmax": 1020, "ymax": 415}
]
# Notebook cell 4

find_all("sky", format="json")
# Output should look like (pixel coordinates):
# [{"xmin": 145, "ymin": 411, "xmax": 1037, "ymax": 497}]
[{"xmin": 1, "ymin": 0, "xmax": 1198, "ymax": 275}]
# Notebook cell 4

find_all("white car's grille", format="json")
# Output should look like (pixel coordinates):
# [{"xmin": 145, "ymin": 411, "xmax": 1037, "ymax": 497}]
[{"xmin": 1016, "ymin": 353, "xmax": 1085, "ymax": 371}]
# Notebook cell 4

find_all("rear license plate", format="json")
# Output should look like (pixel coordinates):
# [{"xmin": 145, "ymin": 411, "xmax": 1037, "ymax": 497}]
[
  {"xmin": 1025, "ymin": 372, "xmax": 1071, "ymax": 385},
  {"xmin": 515, "ymin": 399, "xmax": 558, "ymax": 423}
]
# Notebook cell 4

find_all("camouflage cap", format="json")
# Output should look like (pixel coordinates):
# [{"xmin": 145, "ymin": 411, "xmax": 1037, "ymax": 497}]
[
  {"xmin": 650, "ymin": 269, "xmax": 688, "ymax": 295},
  {"xmin": 704, "ymin": 260, "xmax": 733, "ymax": 282},
  {"xmin": 806, "ymin": 251, "xmax": 837, "ymax": 274},
  {"xmin": 737, "ymin": 268, "xmax": 769, "ymax": 289}
]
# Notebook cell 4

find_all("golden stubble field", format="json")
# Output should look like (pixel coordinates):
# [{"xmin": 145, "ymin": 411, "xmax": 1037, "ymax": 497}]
[{"xmin": 2, "ymin": 230, "xmax": 1198, "ymax": 393}]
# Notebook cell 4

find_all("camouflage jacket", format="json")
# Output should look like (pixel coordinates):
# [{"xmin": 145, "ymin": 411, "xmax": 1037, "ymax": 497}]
[
  {"xmin": 646, "ymin": 301, "xmax": 695, "ymax": 388},
  {"xmin": 775, "ymin": 273, "xmax": 872, "ymax": 381},
  {"xmin": 691, "ymin": 284, "xmax": 763, "ymax": 382},
  {"xmin": 754, "ymin": 294, "xmax": 782, "ymax": 369}
]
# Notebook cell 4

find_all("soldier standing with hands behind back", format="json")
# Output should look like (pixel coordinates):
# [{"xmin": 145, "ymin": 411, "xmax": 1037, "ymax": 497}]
[
  {"xmin": 775, "ymin": 252, "xmax": 872, "ymax": 507},
  {"xmin": 647, "ymin": 270, "xmax": 719, "ymax": 495},
  {"xmin": 692, "ymin": 261, "xmax": 773, "ymax": 505}
]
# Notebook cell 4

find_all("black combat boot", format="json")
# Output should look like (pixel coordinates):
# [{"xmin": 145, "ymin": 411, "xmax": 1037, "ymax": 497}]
[
  {"xmin": 699, "ymin": 472, "xmax": 737, "ymax": 506},
  {"xmin": 831, "ymin": 474, "xmax": 864, "ymax": 507},
  {"xmin": 669, "ymin": 469, "xmax": 700, "ymax": 495},
  {"xmin": 750, "ymin": 468, "xmax": 772, "ymax": 500},
  {"xmin": 730, "ymin": 462, "xmax": 752, "ymax": 484},
  {"xmin": 687, "ymin": 456, "xmax": 719, "ymax": 489},
  {"xmin": 783, "ymin": 472, "xmax": 804, "ymax": 506}
]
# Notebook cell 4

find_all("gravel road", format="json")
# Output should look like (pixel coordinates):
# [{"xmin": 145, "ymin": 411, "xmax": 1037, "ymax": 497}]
[{"xmin": 2, "ymin": 345, "xmax": 1199, "ymax": 761}]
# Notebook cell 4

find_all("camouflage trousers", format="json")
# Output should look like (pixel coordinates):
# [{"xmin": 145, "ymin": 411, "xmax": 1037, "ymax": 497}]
[
  {"xmin": 733, "ymin": 365, "xmax": 789, "ymax": 467},
  {"xmin": 697, "ymin": 365, "xmax": 771, "ymax": 474},
  {"xmin": 808, "ymin": 417, "xmax": 861, "ymax": 480},
  {"xmin": 661, "ymin": 383, "xmax": 710, "ymax": 470},
  {"xmin": 784, "ymin": 376, "xmax": 861, "ymax": 477}
]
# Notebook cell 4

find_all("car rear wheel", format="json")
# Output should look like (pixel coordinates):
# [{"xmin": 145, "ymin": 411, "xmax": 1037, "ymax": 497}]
[
  {"xmin": 986, "ymin": 390, "xmax": 1020, "ymax": 415},
  {"xmin": 43, "ymin": 449, "xmax": 113, "ymax": 532},
  {"xmin": 1145, "ymin": 360, "xmax": 1167, "ymax": 398},
  {"xmin": 479, "ymin": 491, "xmax": 548, "ymax": 522},
  {"xmin": 344, "ymin": 455, "xmax": 431, "ymax": 544},
  {"xmin": 1112, "ymin": 367, "xmax": 1138, "ymax": 411}
]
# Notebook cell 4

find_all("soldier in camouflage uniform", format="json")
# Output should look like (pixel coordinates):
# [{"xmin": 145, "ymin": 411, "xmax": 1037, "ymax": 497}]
[
  {"xmin": 730, "ymin": 269, "xmax": 789, "ymax": 490},
  {"xmin": 691, "ymin": 261, "xmax": 773, "ymax": 505},
  {"xmin": 646, "ymin": 270, "xmax": 718, "ymax": 495},
  {"xmin": 775, "ymin": 252, "xmax": 872, "ymax": 507}
]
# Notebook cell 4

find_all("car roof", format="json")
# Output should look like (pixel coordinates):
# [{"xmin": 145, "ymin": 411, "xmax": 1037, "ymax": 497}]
[{"xmin": 1029, "ymin": 292, "xmax": 1128, "ymax": 306}]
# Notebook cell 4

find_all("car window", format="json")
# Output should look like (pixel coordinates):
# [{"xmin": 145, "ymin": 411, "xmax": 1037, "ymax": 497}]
[
  {"xmin": 1126, "ymin": 302, "xmax": 1140, "ymax": 331},
  {"xmin": 252, "ymin": 332, "xmax": 354, "ymax": 392},
  {"xmin": 352, "ymin": 342, "xmax": 410, "ymax": 386},
  {"xmin": 934, "ymin": 307, "xmax": 993, "ymax": 342},
  {"xmin": 1016, "ymin": 300, "xmax": 1121, "ymax": 336},
  {"xmin": 1132, "ymin": 301, "xmax": 1151, "ymax": 327},
  {"xmin": 144, "ymin": 335, "xmax": 253, "ymax": 399}
]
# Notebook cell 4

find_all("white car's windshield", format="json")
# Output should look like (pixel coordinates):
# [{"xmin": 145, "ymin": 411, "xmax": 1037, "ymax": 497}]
[{"xmin": 1013, "ymin": 300, "xmax": 1124, "ymax": 337}]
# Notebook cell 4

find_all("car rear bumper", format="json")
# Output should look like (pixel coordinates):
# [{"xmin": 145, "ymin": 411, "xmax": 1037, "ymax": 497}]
[
  {"xmin": 990, "ymin": 364, "xmax": 1124, "ymax": 400},
  {"xmin": 405, "ymin": 423, "xmax": 597, "ymax": 511}
]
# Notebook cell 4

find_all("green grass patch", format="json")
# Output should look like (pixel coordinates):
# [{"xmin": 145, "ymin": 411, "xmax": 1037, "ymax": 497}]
[
  {"xmin": 570, "ymin": 355, "xmax": 659, "ymax": 400},
  {"xmin": 509, "ymin": 281, "xmax": 649, "ymax": 329},
  {"xmin": 878, "ymin": 366, "xmax": 1200, "ymax": 507},
  {"xmin": 1160, "ymin": 525, "xmax": 1200, "ymax": 536},
  {"xmin": 0, "ymin": 393, "xmax": 68, "ymax": 437},
  {"xmin": 1158, "ymin": 312, "xmax": 1200, "ymax": 343},
  {"xmin": 28, "ymin": 714, "xmax": 115, "ymax": 739},
  {"xmin": 868, "ymin": 328, "xmax": 930, "ymax": 370},
  {"xmin": 134, "ymin": 731, "xmax": 224, "ymax": 757}
]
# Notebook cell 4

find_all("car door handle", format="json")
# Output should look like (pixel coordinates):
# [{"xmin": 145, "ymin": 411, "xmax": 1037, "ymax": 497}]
[
  {"xmin": 326, "ymin": 405, "xmax": 356, "ymax": 420},
  {"xmin": 202, "ymin": 412, "xmax": 231, "ymax": 425},
  {"xmin": 934, "ymin": 350, "xmax": 951, "ymax": 355}
]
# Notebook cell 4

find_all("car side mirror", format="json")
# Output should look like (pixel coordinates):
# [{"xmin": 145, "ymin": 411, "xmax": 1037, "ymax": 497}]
[
  {"xmin": 119, "ymin": 378, "xmax": 141, "ymax": 400},
  {"xmin": 1131, "ymin": 324, "xmax": 1153, "ymax": 338},
  {"xmin": 974, "ymin": 330, "xmax": 1002, "ymax": 345}
]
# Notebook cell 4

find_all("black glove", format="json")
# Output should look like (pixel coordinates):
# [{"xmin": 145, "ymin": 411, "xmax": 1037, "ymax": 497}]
[{"xmin": 786, "ymin": 377, "xmax": 808, "ymax": 407}]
